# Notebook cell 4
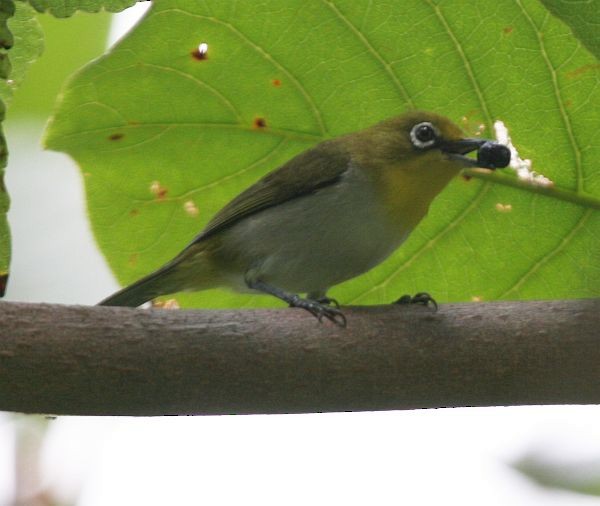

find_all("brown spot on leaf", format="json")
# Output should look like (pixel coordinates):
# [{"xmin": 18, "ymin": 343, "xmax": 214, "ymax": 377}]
[
  {"xmin": 253, "ymin": 117, "xmax": 267, "ymax": 129},
  {"xmin": 565, "ymin": 99, "xmax": 573, "ymax": 108},
  {"xmin": 191, "ymin": 48, "xmax": 208, "ymax": 60},
  {"xmin": 462, "ymin": 174, "xmax": 472, "ymax": 182},
  {"xmin": 272, "ymin": 79, "xmax": 281, "ymax": 87},
  {"xmin": 566, "ymin": 63, "xmax": 600, "ymax": 79},
  {"xmin": 129, "ymin": 208, "xmax": 139, "ymax": 217},
  {"xmin": 150, "ymin": 181, "xmax": 168, "ymax": 200},
  {"xmin": 0, "ymin": 272, "xmax": 7, "ymax": 297},
  {"xmin": 128, "ymin": 253, "xmax": 139, "ymax": 266},
  {"xmin": 108, "ymin": 133, "xmax": 124, "ymax": 141},
  {"xmin": 503, "ymin": 26, "xmax": 513, "ymax": 35}
]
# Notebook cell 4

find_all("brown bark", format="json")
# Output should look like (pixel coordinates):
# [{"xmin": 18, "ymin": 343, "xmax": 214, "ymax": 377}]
[{"xmin": 0, "ymin": 299, "xmax": 598, "ymax": 416}]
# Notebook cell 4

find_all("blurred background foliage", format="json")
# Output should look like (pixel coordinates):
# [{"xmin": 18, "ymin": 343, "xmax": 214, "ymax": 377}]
[
  {"xmin": 514, "ymin": 452, "xmax": 600, "ymax": 497},
  {"xmin": 0, "ymin": 0, "xmax": 114, "ymax": 296},
  {"xmin": 2, "ymin": 4, "xmax": 114, "ymax": 504}
]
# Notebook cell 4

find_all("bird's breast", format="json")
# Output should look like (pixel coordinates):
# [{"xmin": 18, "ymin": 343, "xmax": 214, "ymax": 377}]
[{"xmin": 373, "ymin": 165, "xmax": 437, "ymax": 233}]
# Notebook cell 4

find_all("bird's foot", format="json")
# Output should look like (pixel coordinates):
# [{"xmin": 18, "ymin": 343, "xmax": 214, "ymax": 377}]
[
  {"xmin": 289, "ymin": 295, "xmax": 347, "ymax": 327},
  {"xmin": 394, "ymin": 292, "xmax": 438, "ymax": 311},
  {"xmin": 247, "ymin": 279, "xmax": 347, "ymax": 327}
]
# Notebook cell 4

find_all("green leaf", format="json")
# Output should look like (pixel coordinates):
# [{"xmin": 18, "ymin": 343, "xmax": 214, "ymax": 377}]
[
  {"xmin": 0, "ymin": 0, "xmax": 44, "ymax": 296},
  {"xmin": 0, "ymin": 0, "xmax": 15, "ymax": 297},
  {"xmin": 21, "ymin": 0, "xmax": 142, "ymax": 18},
  {"xmin": 45, "ymin": 0, "xmax": 600, "ymax": 308},
  {"xmin": 540, "ymin": 0, "xmax": 600, "ymax": 61},
  {"xmin": 513, "ymin": 453, "xmax": 600, "ymax": 496},
  {"xmin": 0, "ymin": 1, "xmax": 44, "ymax": 105}
]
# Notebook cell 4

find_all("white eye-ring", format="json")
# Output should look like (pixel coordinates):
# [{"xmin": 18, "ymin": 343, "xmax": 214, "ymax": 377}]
[{"xmin": 410, "ymin": 122, "xmax": 439, "ymax": 149}]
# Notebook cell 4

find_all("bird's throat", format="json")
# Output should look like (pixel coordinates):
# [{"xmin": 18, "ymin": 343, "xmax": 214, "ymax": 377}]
[{"xmin": 375, "ymin": 163, "xmax": 459, "ymax": 233}]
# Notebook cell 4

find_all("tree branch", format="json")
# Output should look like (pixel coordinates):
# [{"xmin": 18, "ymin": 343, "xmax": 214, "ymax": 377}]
[{"xmin": 0, "ymin": 299, "xmax": 598, "ymax": 416}]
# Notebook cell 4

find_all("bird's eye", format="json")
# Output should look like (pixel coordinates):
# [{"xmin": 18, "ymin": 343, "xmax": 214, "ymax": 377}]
[{"xmin": 410, "ymin": 122, "xmax": 438, "ymax": 149}]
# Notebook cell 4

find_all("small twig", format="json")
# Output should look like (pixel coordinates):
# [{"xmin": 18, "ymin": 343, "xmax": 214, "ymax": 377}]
[{"xmin": 464, "ymin": 168, "xmax": 600, "ymax": 210}]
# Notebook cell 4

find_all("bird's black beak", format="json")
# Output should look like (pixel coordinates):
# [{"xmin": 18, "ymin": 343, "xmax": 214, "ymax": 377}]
[{"xmin": 441, "ymin": 138, "xmax": 511, "ymax": 170}]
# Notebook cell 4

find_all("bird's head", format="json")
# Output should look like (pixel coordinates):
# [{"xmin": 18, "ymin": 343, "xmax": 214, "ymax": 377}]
[
  {"xmin": 346, "ymin": 111, "xmax": 511, "ymax": 228},
  {"xmin": 350, "ymin": 110, "xmax": 510, "ymax": 173}
]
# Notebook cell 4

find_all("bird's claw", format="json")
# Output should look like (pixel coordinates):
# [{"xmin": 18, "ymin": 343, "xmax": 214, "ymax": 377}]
[
  {"xmin": 394, "ymin": 292, "xmax": 438, "ymax": 311},
  {"xmin": 289, "ymin": 297, "xmax": 347, "ymax": 327},
  {"xmin": 309, "ymin": 304, "xmax": 347, "ymax": 328},
  {"xmin": 317, "ymin": 305, "xmax": 347, "ymax": 327}
]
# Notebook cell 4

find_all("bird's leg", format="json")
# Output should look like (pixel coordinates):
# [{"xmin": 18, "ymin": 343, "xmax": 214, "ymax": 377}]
[
  {"xmin": 394, "ymin": 292, "xmax": 438, "ymax": 311},
  {"xmin": 248, "ymin": 280, "xmax": 346, "ymax": 327}
]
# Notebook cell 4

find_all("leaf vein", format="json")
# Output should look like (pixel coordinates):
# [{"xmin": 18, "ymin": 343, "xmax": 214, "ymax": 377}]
[
  {"xmin": 425, "ymin": 0, "xmax": 493, "ymax": 127},
  {"xmin": 322, "ymin": 0, "xmax": 414, "ymax": 108},
  {"xmin": 499, "ymin": 208, "xmax": 593, "ymax": 297},
  {"xmin": 53, "ymin": 122, "xmax": 323, "ymax": 143},
  {"xmin": 141, "ymin": 63, "xmax": 244, "ymax": 121},
  {"xmin": 516, "ymin": 1, "xmax": 584, "ymax": 192}
]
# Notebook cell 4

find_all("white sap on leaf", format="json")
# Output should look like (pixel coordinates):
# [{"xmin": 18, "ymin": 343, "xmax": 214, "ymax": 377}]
[{"xmin": 494, "ymin": 120, "xmax": 554, "ymax": 188}]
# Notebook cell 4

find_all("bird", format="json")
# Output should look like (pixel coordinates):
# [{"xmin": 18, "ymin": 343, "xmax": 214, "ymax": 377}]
[{"xmin": 99, "ymin": 111, "xmax": 510, "ymax": 326}]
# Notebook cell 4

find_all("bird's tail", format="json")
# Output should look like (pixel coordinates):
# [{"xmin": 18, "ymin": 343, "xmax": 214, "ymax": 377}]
[
  {"xmin": 98, "ymin": 263, "xmax": 182, "ymax": 307},
  {"xmin": 99, "ymin": 241, "xmax": 221, "ymax": 307}
]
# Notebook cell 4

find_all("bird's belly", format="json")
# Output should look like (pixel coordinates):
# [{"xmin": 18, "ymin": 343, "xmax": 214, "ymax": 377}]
[{"xmin": 216, "ymin": 178, "xmax": 410, "ymax": 294}]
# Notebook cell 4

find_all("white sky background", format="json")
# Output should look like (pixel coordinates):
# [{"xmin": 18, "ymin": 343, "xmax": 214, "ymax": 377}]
[{"xmin": 2, "ymin": 3, "xmax": 600, "ymax": 505}]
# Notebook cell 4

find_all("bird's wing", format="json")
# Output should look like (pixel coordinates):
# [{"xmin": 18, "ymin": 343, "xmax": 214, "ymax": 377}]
[{"xmin": 190, "ymin": 140, "xmax": 351, "ymax": 243}]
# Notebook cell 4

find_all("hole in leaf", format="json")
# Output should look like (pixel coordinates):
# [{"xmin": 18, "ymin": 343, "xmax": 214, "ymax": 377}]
[{"xmin": 191, "ymin": 42, "xmax": 209, "ymax": 60}]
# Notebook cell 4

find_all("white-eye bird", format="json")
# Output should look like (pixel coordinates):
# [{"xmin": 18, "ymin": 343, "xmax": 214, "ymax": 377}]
[{"xmin": 99, "ymin": 111, "xmax": 510, "ymax": 325}]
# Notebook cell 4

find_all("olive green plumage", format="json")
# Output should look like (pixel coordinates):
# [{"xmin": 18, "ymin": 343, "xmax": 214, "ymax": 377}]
[{"xmin": 99, "ymin": 111, "xmax": 510, "ymax": 323}]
